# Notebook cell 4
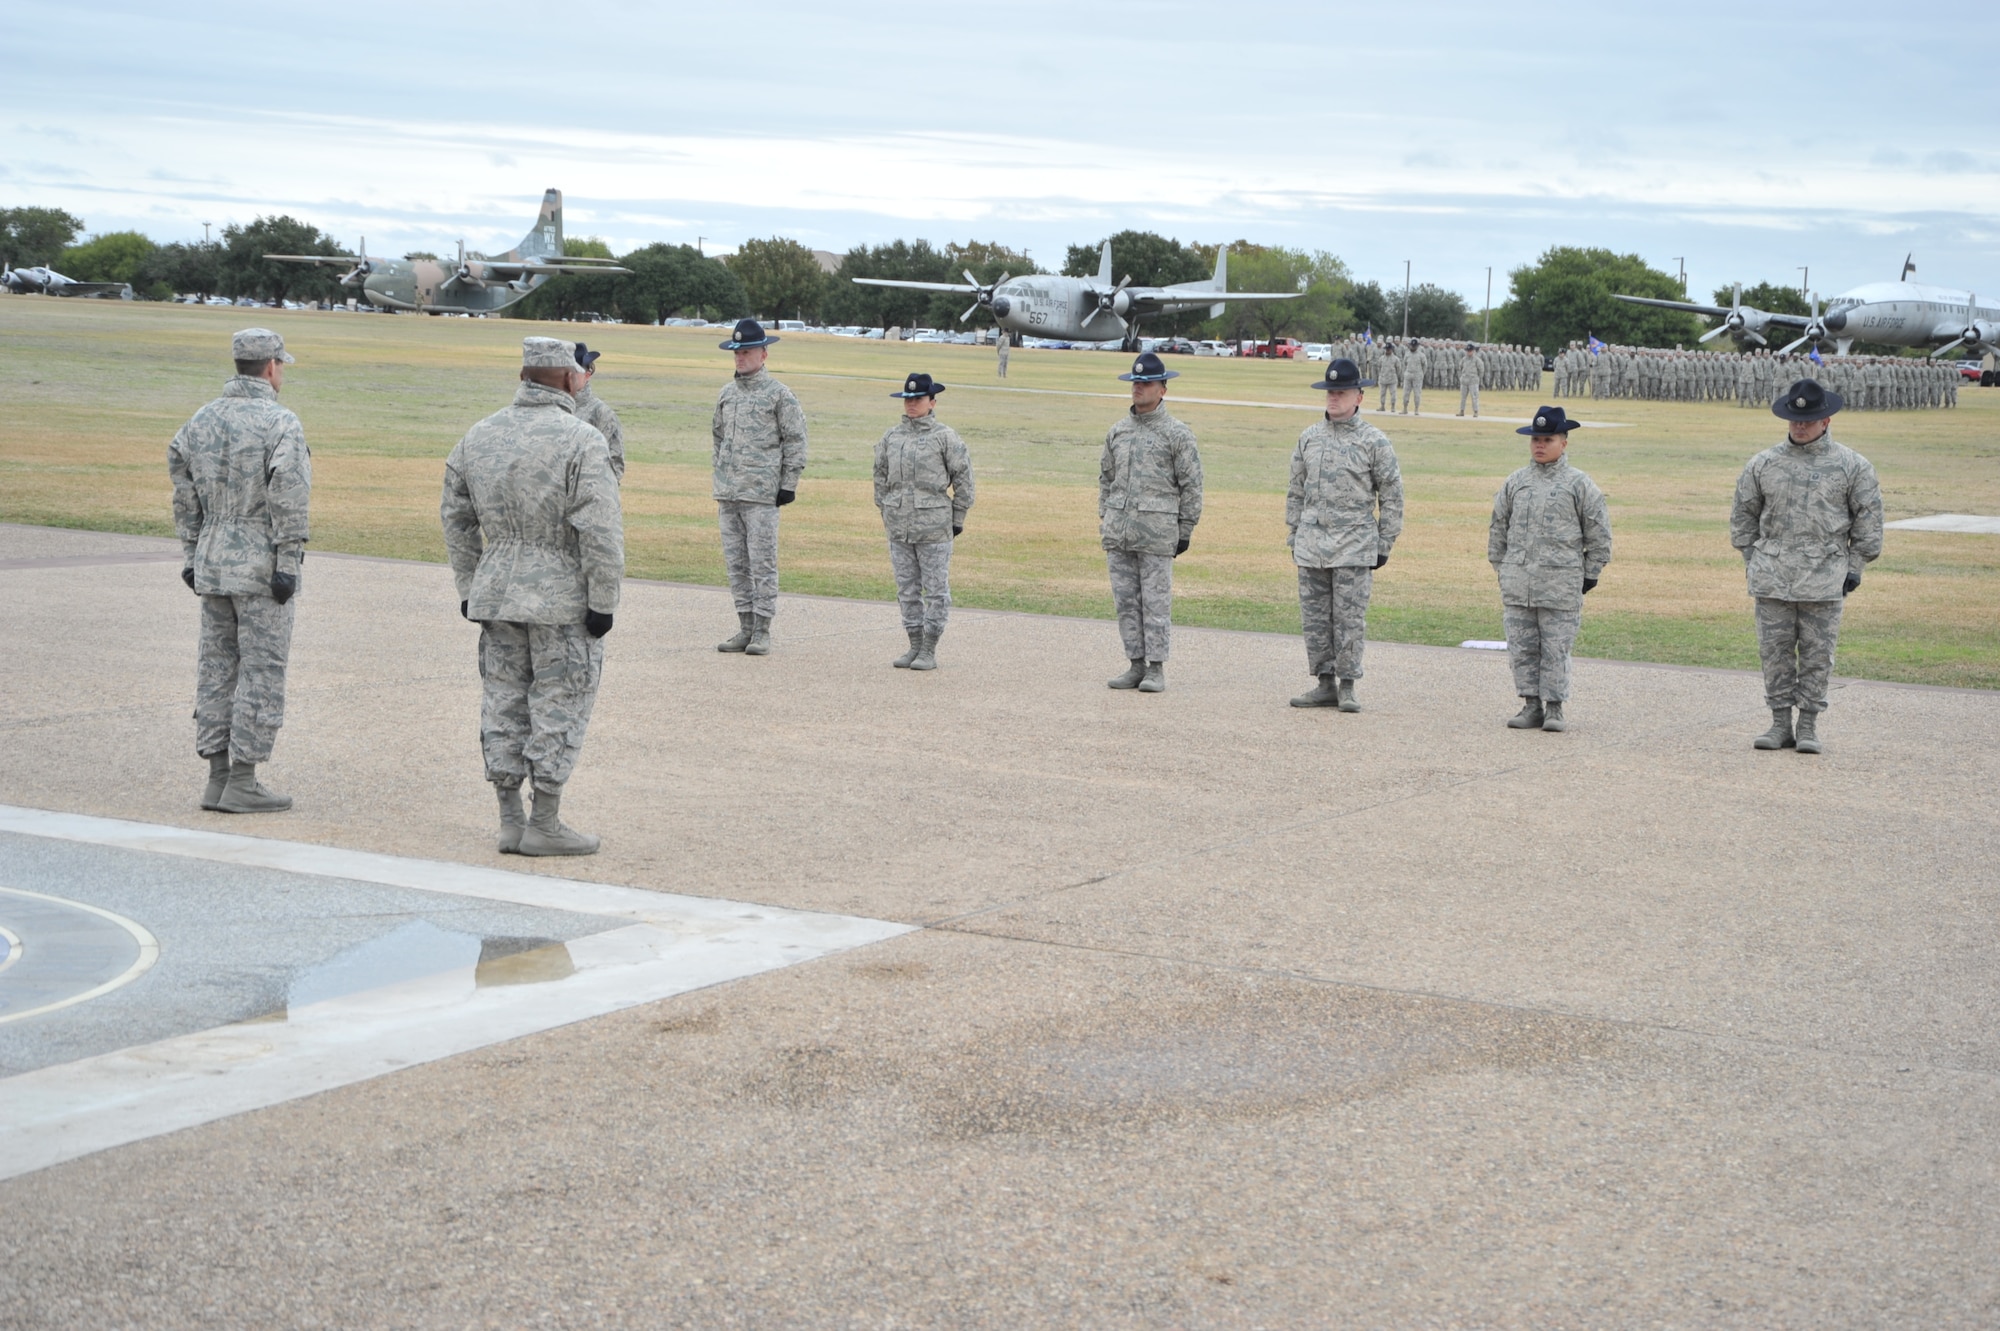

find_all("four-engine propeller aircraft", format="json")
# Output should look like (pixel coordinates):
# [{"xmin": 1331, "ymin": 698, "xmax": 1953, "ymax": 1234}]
[
  {"xmin": 266, "ymin": 189, "xmax": 628, "ymax": 315},
  {"xmin": 851, "ymin": 241, "xmax": 1301, "ymax": 351},
  {"xmin": 1, "ymin": 264, "xmax": 131, "ymax": 298},
  {"xmin": 1613, "ymin": 257, "xmax": 2000, "ymax": 359}
]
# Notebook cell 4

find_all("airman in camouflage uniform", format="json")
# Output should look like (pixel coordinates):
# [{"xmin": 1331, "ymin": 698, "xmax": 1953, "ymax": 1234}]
[
  {"xmin": 1456, "ymin": 343, "xmax": 1482, "ymax": 417},
  {"xmin": 875, "ymin": 372, "xmax": 974, "ymax": 671},
  {"xmin": 442, "ymin": 337, "xmax": 624, "ymax": 856},
  {"xmin": 1101, "ymin": 352, "xmax": 1203, "ymax": 693},
  {"xmin": 1287, "ymin": 359, "xmax": 1402, "ymax": 712},
  {"xmin": 1375, "ymin": 346, "xmax": 1400, "ymax": 413},
  {"xmin": 570, "ymin": 342, "xmax": 625, "ymax": 481},
  {"xmin": 1489, "ymin": 405, "xmax": 1613, "ymax": 732},
  {"xmin": 169, "ymin": 328, "xmax": 312, "ymax": 814},
  {"xmin": 711, "ymin": 318, "xmax": 807, "ymax": 655},
  {"xmin": 1730, "ymin": 378, "xmax": 1882, "ymax": 755},
  {"xmin": 1401, "ymin": 340, "xmax": 1424, "ymax": 414}
]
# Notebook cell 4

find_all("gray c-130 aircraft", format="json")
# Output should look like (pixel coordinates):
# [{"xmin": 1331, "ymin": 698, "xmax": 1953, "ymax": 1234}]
[
  {"xmin": 266, "ymin": 189, "xmax": 628, "ymax": 314},
  {"xmin": 851, "ymin": 241, "xmax": 1301, "ymax": 349}
]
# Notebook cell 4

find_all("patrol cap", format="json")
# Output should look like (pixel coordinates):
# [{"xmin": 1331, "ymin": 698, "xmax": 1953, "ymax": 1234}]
[
  {"xmin": 1772, "ymin": 377, "xmax": 1843, "ymax": 421},
  {"xmin": 891, "ymin": 371, "xmax": 946, "ymax": 398},
  {"xmin": 573, "ymin": 341, "xmax": 601, "ymax": 371},
  {"xmin": 1117, "ymin": 351, "xmax": 1179, "ymax": 383},
  {"xmin": 1309, "ymin": 357, "xmax": 1374, "ymax": 391},
  {"xmin": 232, "ymin": 327, "xmax": 293, "ymax": 363},
  {"xmin": 522, "ymin": 336, "xmax": 577, "ymax": 369},
  {"xmin": 1517, "ymin": 405, "xmax": 1582, "ymax": 436},
  {"xmin": 720, "ymin": 318, "xmax": 779, "ymax": 351}
]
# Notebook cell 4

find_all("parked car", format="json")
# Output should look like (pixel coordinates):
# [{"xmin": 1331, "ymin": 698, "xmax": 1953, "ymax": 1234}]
[
  {"xmin": 1302, "ymin": 343, "xmax": 1332, "ymax": 361},
  {"xmin": 1194, "ymin": 340, "xmax": 1235, "ymax": 357},
  {"xmin": 1957, "ymin": 358, "xmax": 1986, "ymax": 384},
  {"xmin": 1154, "ymin": 337, "xmax": 1198, "ymax": 355}
]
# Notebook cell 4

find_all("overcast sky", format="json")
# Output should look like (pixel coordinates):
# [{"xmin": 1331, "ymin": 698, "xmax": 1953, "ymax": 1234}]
[{"xmin": 7, "ymin": 1, "xmax": 1997, "ymax": 306}]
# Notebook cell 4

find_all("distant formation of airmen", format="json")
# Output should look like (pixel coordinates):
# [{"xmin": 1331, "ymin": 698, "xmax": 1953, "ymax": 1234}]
[
  {"xmin": 1552, "ymin": 342, "xmax": 1959, "ymax": 411},
  {"xmin": 165, "ymin": 322, "xmax": 1889, "ymax": 855}
]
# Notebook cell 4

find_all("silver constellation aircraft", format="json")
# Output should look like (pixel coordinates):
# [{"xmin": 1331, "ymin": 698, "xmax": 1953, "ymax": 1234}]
[
  {"xmin": 1, "ymin": 264, "xmax": 132, "ymax": 298},
  {"xmin": 1613, "ymin": 258, "xmax": 2000, "ymax": 359},
  {"xmin": 850, "ymin": 241, "xmax": 1300, "ymax": 349}
]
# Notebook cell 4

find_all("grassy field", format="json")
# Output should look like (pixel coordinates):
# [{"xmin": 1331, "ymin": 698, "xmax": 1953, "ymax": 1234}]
[{"xmin": 4, "ymin": 297, "xmax": 1997, "ymax": 689}]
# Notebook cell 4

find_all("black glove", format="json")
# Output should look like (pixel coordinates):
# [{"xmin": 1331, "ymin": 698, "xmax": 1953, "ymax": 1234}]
[
  {"xmin": 270, "ymin": 571, "xmax": 297, "ymax": 605},
  {"xmin": 181, "ymin": 566, "xmax": 196, "ymax": 593},
  {"xmin": 585, "ymin": 609, "xmax": 614, "ymax": 639},
  {"xmin": 1842, "ymin": 571, "xmax": 1861, "ymax": 596},
  {"xmin": 1374, "ymin": 553, "xmax": 1389, "ymax": 570},
  {"xmin": 775, "ymin": 489, "xmax": 796, "ymax": 507},
  {"xmin": 1581, "ymin": 577, "xmax": 1598, "ymax": 595},
  {"xmin": 1174, "ymin": 536, "xmax": 1191, "ymax": 557},
  {"xmin": 460, "ymin": 600, "xmax": 471, "ymax": 621},
  {"xmin": 952, "ymin": 524, "xmax": 963, "ymax": 538}
]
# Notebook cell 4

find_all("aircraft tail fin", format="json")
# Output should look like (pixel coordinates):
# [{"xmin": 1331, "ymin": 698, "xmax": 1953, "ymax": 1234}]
[
  {"xmin": 515, "ymin": 189, "xmax": 564, "ymax": 259},
  {"xmin": 1096, "ymin": 240, "xmax": 1111, "ymax": 285},
  {"xmin": 1209, "ymin": 245, "xmax": 1228, "ymax": 318}
]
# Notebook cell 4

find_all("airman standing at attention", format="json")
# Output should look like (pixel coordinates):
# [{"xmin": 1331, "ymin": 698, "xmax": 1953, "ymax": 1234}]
[
  {"xmin": 1489, "ymin": 405, "xmax": 1612, "ymax": 733},
  {"xmin": 1457, "ymin": 342, "xmax": 1482, "ymax": 417},
  {"xmin": 1401, "ymin": 339, "xmax": 1424, "ymax": 415},
  {"xmin": 1730, "ymin": 378, "xmax": 1882, "ymax": 755},
  {"xmin": 1100, "ymin": 351, "xmax": 1203, "ymax": 694},
  {"xmin": 169, "ymin": 328, "xmax": 312, "ymax": 814},
  {"xmin": 1375, "ymin": 343, "xmax": 1400, "ymax": 413},
  {"xmin": 711, "ymin": 318, "xmax": 807, "ymax": 655},
  {"xmin": 441, "ymin": 337, "xmax": 624, "ymax": 856},
  {"xmin": 1286, "ymin": 358, "xmax": 1402, "ymax": 712},
  {"xmin": 875, "ymin": 372, "xmax": 974, "ymax": 672},
  {"xmin": 570, "ymin": 342, "xmax": 625, "ymax": 481}
]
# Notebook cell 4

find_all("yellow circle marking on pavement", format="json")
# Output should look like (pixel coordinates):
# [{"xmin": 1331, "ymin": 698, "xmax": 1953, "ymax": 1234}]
[
  {"xmin": 0, "ymin": 886, "xmax": 160, "ymax": 1025},
  {"xmin": 0, "ymin": 923, "xmax": 19, "ymax": 976}
]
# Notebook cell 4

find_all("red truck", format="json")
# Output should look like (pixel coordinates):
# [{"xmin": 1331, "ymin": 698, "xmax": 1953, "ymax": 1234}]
[{"xmin": 1251, "ymin": 338, "xmax": 1306, "ymax": 359}]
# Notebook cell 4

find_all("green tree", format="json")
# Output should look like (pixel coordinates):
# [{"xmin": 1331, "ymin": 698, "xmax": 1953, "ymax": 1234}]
[
  {"xmin": 820, "ymin": 239, "xmax": 953, "ymax": 329},
  {"xmin": 612, "ymin": 242, "xmax": 748, "ymax": 324},
  {"xmin": 933, "ymin": 239, "xmax": 1038, "ymax": 329},
  {"xmin": 138, "ymin": 241, "xmax": 222, "ymax": 300},
  {"xmin": 1713, "ymin": 281, "xmax": 1811, "ymax": 318},
  {"xmin": 1492, "ymin": 246, "xmax": 1703, "ymax": 352},
  {"xmin": 509, "ymin": 236, "xmax": 621, "ymax": 321},
  {"xmin": 728, "ymin": 237, "xmax": 825, "ymax": 322},
  {"xmin": 1063, "ymin": 230, "xmax": 1210, "ymax": 288},
  {"xmin": 1346, "ymin": 280, "xmax": 1392, "ymax": 337},
  {"xmin": 58, "ymin": 231, "xmax": 156, "ymax": 287},
  {"xmin": 1, "ymin": 206, "xmax": 84, "ymax": 267},
  {"xmin": 1386, "ymin": 282, "xmax": 1471, "ymax": 340},
  {"xmin": 218, "ymin": 216, "xmax": 346, "ymax": 304}
]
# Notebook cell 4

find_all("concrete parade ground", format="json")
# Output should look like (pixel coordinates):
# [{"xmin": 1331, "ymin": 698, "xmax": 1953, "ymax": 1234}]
[{"xmin": 1, "ymin": 519, "xmax": 1996, "ymax": 1328}]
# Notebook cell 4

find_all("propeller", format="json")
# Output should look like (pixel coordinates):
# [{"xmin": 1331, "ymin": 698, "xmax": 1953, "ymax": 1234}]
[
  {"xmin": 337, "ymin": 237, "xmax": 373, "ymax": 287},
  {"xmin": 1777, "ymin": 293, "xmax": 1826, "ymax": 356},
  {"xmin": 957, "ymin": 269, "xmax": 1011, "ymax": 324},
  {"xmin": 1929, "ymin": 292, "xmax": 1996, "ymax": 359},
  {"xmin": 1078, "ymin": 274, "xmax": 1134, "ymax": 331},
  {"xmin": 1699, "ymin": 284, "xmax": 1769, "ymax": 347}
]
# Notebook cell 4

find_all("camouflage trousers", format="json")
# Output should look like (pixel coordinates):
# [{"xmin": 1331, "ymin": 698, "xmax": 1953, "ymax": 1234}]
[
  {"xmin": 195, "ymin": 593, "xmax": 296, "ymax": 763},
  {"xmin": 1107, "ymin": 550, "xmax": 1174, "ymax": 662},
  {"xmin": 1754, "ymin": 598, "xmax": 1843, "ymax": 713},
  {"xmin": 1401, "ymin": 380, "xmax": 1423, "ymax": 414},
  {"xmin": 718, "ymin": 500, "xmax": 780, "ymax": 619},
  {"xmin": 1297, "ymin": 565, "xmax": 1372, "ymax": 678},
  {"xmin": 1458, "ymin": 383, "xmax": 1480, "ymax": 416},
  {"xmin": 1502, "ymin": 603, "xmax": 1582, "ymax": 702},
  {"xmin": 479, "ymin": 620, "xmax": 602, "ymax": 792},
  {"xmin": 1376, "ymin": 378, "xmax": 1397, "ymax": 412},
  {"xmin": 888, "ymin": 537, "xmax": 952, "ymax": 635}
]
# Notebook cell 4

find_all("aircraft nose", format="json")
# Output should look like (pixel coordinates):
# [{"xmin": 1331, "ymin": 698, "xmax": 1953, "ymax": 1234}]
[{"xmin": 1823, "ymin": 309, "xmax": 1847, "ymax": 332}]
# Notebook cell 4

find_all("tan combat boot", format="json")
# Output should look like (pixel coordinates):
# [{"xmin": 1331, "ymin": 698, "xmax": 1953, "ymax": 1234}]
[
  {"xmin": 892, "ymin": 628, "xmax": 923, "ymax": 668},
  {"xmin": 718, "ymin": 612, "xmax": 753, "ymax": 653},
  {"xmin": 1138, "ymin": 661, "xmax": 1166, "ymax": 693},
  {"xmin": 495, "ymin": 782, "xmax": 526, "ymax": 854},
  {"xmin": 201, "ymin": 752, "xmax": 229, "ymax": 811},
  {"xmin": 217, "ymin": 761, "xmax": 292, "ymax": 813},
  {"xmin": 1108, "ymin": 659, "xmax": 1145, "ymax": 690},
  {"xmin": 744, "ymin": 614, "xmax": 772, "ymax": 656},
  {"xmin": 1290, "ymin": 675, "xmax": 1339, "ymax": 708},
  {"xmin": 1794, "ymin": 711, "xmax": 1822, "ymax": 755},
  {"xmin": 1541, "ymin": 700, "xmax": 1567, "ymax": 732},
  {"xmin": 909, "ymin": 629, "xmax": 940, "ymax": 672},
  {"xmin": 1753, "ymin": 708, "xmax": 1795, "ymax": 750},
  {"xmin": 517, "ymin": 786, "xmax": 599, "ymax": 857},
  {"xmin": 1506, "ymin": 698, "xmax": 1545, "ymax": 729},
  {"xmin": 1336, "ymin": 678, "xmax": 1361, "ymax": 713}
]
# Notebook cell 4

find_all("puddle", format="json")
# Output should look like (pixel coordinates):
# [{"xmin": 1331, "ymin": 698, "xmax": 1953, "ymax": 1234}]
[
  {"xmin": 476, "ymin": 938, "xmax": 575, "ymax": 987},
  {"xmin": 283, "ymin": 923, "xmax": 574, "ymax": 1013}
]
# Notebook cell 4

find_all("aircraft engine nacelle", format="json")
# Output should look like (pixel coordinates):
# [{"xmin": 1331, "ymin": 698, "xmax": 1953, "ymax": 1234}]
[
  {"xmin": 507, "ymin": 278, "xmax": 536, "ymax": 294},
  {"xmin": 455, "ymin": 262, "xmax": 491, "ymax": 289},
  {"xmin": 1111, "ymin": 289, "xmax": 1132, "ymax": 318}
]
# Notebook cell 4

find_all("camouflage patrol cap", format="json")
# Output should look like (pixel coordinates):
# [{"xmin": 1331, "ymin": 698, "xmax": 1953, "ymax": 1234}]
[
  {"xmin": 232, "ymin": 328, "xmax": 294, "ymax": 363},
  {"xmin": 522, "ymin": 336, "xmax": 578, "ymax": 369}
]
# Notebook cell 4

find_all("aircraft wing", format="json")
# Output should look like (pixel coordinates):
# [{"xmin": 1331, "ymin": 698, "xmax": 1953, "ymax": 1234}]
[
  {"xmin": 54, "ymin": 281, "xmax": 132, "ymax": 298},
  {"xmin": 1611, "ymin": 292, "xmax": 1810, "ymax": 327},
  {"xmin": 265, "ymin": 254, "xmax": 361, "ymax": 266},
  {"xmin": 1146, "ymin": 288, "xmax": 1303, "ymax": 306},
  {"xmin": 849, "ymin": 277, "xmax": 977, "ymax": 293},
  {"xmin": 480, "ymin": 261, "xmax": 633, "ymax": 277}
]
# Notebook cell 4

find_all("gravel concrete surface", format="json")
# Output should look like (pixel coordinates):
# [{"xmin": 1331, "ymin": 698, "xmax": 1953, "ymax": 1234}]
[{"xmin": 2, "ymin": 522, "xmax": 1996, "ymax": 1328}]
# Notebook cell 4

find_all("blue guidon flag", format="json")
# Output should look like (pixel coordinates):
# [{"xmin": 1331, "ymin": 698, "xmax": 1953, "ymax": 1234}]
[{"xmin": 1587, "ymin": 335, "xmax": 1606, "ymax": 355}]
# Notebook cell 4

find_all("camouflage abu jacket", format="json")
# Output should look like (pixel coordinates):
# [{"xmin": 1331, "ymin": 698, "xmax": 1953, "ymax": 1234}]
[
  {"xmin": 873, "ymin": 414, "xmax": 974, "ymax": 545},
  {"xmin": 1098, "ymin": 405, "xmax": 1202, "ymax": 556},
  {"xmin": 1286, "ymin": 414, "xmax": 1403, "ymax": 568},
  {"xmin": 168, "ymin": 375, "xmax": 313, "ymax": 596},
  {"xmin": 711, "ymin": 368, "xmax": 807, "ymax": 503},
  {"xmin": 440, "ymin": 382, "xmax": 624, "ymax": 623},
  {"xmin": 1729, "ymin": 434, "xmax": 1882, "ymax": 601},
  {"xmin": 573, "ymin": 382, "xmax": 626, "ymax": 480},
  {"xmin": 1488, "ymin": 457, "xmax": 1612, "ymax": 610}
]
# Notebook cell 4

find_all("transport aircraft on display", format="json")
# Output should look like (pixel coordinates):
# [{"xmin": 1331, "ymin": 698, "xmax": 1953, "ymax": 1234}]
[
  {"xmin": 265, "ymin": 188, "xmax": 628, "ymax": 315},
  {"xmin": 1614, "ymin": 257, "xmax": 2000, "ymax": 359},
  {"xmin": 851, "ymin": 241, "xmax": 1302, "ymax": 351},
  {"xmin": 1, "ymin": 263, "xmax": 131, "ymax": 298}
]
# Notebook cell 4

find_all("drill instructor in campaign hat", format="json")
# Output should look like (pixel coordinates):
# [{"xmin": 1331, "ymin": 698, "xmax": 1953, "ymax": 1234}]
[
  {"xmin": 1100, "ymin": 351, "xmax": 1203, "ymax": 694},
  {"xmin": 712, "ymin": 318, "xmax": 807, "ymax": 656},
  {"xmin": 874, "ymin": 372, "xmax": 975, "ymax": 672}
]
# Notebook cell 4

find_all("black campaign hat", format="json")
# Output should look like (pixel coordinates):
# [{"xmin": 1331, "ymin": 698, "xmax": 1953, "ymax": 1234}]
[
  {"xmin": 1310, "ymin": 357, "xmax": 1374, "ymax": 391},
  {"xmin": 1117, "ymin": 351, "xmax": 1179, "ymax": 382},
  {"xmin": 719, "ymin": 318, "xmax": 779, "ymax": 351},
  {"xmin": 573, "ymin": 342, "xmax": 601, "ymax": 371},
  {"xmin": 1517, "ymin": 405, "xmax": 1582, "ymax": 436},
  {"xmin": 891, "ymin": 371, "xmax": 946, "ymax": 399},
  {"xmin": 1771, "ymin": 378, "xmax": 1843, "ymax": 421}
]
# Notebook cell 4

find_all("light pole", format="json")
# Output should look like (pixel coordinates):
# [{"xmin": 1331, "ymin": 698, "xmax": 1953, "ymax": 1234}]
[
  {"xmin": 697, "ymin": 236, "xmax": 705, "ymax": 258},
  {"xmin": 1401, "ymin": 260, "xmax": 1411, "ymax": 340},
  {"xmin": 1798, "ymin": 266, "xmax": 1809, "ymax": 300},
  {"xmin": 1482, "ymin": 266, "xmax": 1492, "ymax": 343},
  {"xmin": 201, "ymin": 221, "xmax": 212, "ymax": 246},
  {"xmin": 1672, "ymin": 256, "xmax": 1685, "ymax": 294}
]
